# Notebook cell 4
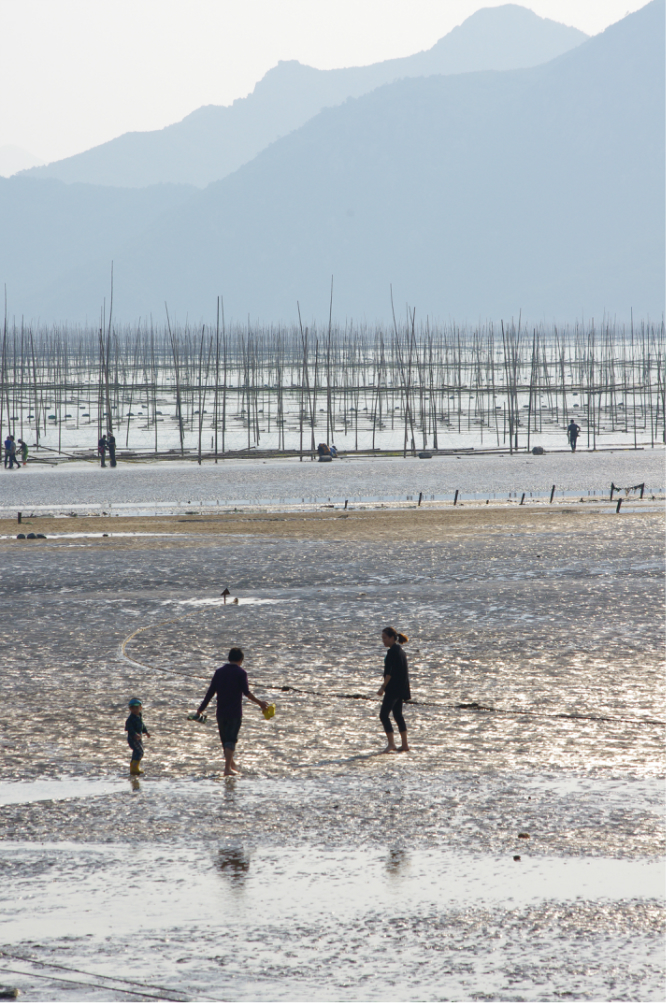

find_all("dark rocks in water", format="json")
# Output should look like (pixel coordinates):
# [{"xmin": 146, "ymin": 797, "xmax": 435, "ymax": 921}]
[
  {"xmin": 0, "ymin": 988, "xmax": 20, "ymax": 1000},
  {"xmin": 26, "ymin": 532, "xmax": 37, "ymax": 539},
  {"xmin": 418, "ymin": 451, "xmax": 433, "ymax": 459},
  {"xmin": 36, "ymin": 533, "xmax": 46, "ymax": 539},
  {"xmin": 518, "ymin": 832, "xmax": 530, "ymax": 839},
  {"xmin": 16, "ymin": 533, "xmax": 25, "ymax": 540},
  {"xmin": 513, "ymin": 855, "xmax": 521, "ymax": 861},
  {"xmin": 531, "ymin": 446, "xmax": 545, "ymax": 454},
  {"xmin": 318, "ymin": 455, "xmax": 333, "ymax": 463}
]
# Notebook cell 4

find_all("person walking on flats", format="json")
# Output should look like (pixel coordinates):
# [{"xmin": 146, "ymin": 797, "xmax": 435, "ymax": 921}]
[
  {"xmin": 196, "ymin": 647, "xmax": 269, "ymax": 776},
  {"xmin": 378, "ymin": 627, "xmax": 411, "ymax": 753}
]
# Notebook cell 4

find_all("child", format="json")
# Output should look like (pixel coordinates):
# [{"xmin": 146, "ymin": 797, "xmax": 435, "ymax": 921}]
[{"xmin": 125, "ymin": 697, "xmax": 150, "ymax": 775}]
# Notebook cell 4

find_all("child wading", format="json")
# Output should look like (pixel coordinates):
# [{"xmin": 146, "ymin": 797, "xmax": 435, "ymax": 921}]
[
  {"xmin": 196, "ymin": 647, "xmax": 268, "ymax": 776},
  {"xmin": 125, "ymin": 697, "xmax": 150, "ymax": 775},
  {"xmin": 377, "ymin": 627, "xmax": 411, "ymax": 753}
]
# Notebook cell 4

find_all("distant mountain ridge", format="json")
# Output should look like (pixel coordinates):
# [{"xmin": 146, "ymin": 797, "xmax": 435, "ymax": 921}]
[
  {"xmin": 21, "ymin": 4, "xmax": 586, "ymax": 189},
  {"xmin": 2, "ymin": 2, "xmax": 662, "ymax": 326}
]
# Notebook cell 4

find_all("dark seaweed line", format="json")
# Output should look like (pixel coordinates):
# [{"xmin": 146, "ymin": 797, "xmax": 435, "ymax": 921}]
[{"xmin": 273, "ymin": 685, "xmax": 665, "ymax": 728}]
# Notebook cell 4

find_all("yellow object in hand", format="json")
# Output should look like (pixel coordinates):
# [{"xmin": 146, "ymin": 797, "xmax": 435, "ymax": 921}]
[{"xmin": 262, "ymin": 703, "xmax": 276, "ymax": 720}]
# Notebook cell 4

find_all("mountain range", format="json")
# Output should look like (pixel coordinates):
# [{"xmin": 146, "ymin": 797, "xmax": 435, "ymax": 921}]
[
  {"xmin": 1, "ymin": 2, "xmax": 663, "ymax": 325},
  {"xmin": 21, "ymin": 5, "xmax": 586, "ymax": 189}
]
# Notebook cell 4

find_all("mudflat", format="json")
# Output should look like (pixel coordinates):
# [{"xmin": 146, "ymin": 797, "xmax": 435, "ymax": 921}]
[
  {"xmin": 1, "ymin": 501, "xmax": 660, "ymax": 548},
  {"xmin": 1, "ymin": 500, "xmax": 663, "ymax": 1000}
]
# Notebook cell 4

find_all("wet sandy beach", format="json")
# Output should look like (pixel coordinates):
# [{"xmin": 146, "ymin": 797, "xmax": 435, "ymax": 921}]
[{"xmin": 0, "ymin": 502, "xmax": 664, "ymax": 1000}]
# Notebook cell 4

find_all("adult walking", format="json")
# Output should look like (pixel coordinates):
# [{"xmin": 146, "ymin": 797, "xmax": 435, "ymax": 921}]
[
  {"xmin": 107, "ymin": 432, "xmax": 117, "ymax": 467},
  {"xmin": 196, "ymin": 647, "xmax": 269, "ymax": 776},
  {"xmin": 97, "ymin": 434, "xmax": 107, "ymax": 467},
  {"xmin": 7, "ymin": 435, "xmax": 19, "ymax": 470},
  {"xmin": 377, "ymin": 626, "xmax": 411, "ymax": 753},
  {"xmin": 567, "ymin": 419, "xmax": 580, "ymax": 452}
]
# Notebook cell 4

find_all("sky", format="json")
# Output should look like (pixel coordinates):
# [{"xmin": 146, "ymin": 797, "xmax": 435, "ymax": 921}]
[{"xmin": 0, "ymin": 0, "xmax": 649, "ymax": 167}]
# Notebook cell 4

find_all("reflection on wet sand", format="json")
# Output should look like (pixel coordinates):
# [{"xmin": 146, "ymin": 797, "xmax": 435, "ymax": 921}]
[{"xmin": 217, "ymin": 847, "xmax": 250, "ymax": 885}]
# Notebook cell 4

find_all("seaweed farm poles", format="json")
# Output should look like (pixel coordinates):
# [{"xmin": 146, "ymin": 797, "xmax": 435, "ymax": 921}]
[{"xmin": 0, "ymin": 316, "xmax": 663, "ymax": 458}]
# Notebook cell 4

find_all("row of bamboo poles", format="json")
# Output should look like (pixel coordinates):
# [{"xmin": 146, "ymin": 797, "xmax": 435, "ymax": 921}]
[{"xmin": 1, "ymin": 297, "xmax": 664, "ymax": 459}]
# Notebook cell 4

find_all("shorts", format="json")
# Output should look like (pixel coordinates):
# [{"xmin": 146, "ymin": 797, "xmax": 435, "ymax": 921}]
[
  {"xmin": 127, "ymin": 735, "xmax": 144, "ymax": 761},
  {"xmin": 217, "ymin": 717, "xmax": 242, "ymax": 750}
]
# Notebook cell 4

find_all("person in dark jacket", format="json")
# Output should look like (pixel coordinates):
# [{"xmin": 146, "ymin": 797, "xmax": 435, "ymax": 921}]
[
  {"xmin": 98, "ymin": 434, "xmax": 107, "ymax": 467},
  {"xmin": 107, "ymin": 432, "xmax": 117, "ymax": 467},
  {"xmin": 567, "ymin": 419, "xmax": 581, "ymax": 452},
  {"xmin": 197, "ymin": 647, "xmax": 269, "ymax": 776},
  {"xmin": 377, "ymin": 626, "xmax": 411, "ymax": 753}
]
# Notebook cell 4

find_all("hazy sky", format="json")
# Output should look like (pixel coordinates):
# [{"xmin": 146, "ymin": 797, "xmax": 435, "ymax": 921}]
[{"xmin": 0, "ymin": 0, "xmax": 648, "ymax": 164}]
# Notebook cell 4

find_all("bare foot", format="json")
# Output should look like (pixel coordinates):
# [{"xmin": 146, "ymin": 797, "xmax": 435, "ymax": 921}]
[
  {"xmin": 396, "ymin": 746, "xmax": 410, "ymax": 753},
  {"xmin": 380, "ymin": 745, "xmax": 398, "ymax": 754}
]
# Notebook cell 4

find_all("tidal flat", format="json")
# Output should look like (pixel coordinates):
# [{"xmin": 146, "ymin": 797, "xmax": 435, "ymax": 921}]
[{"xmin": 0, "ymin": 500, "xmax": 663, "ymax": 1001}]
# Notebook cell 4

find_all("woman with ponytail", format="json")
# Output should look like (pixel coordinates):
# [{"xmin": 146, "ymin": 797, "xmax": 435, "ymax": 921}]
[{"xmin": 377, "ymin": 627, "xmax": 411, "ymax": 752}]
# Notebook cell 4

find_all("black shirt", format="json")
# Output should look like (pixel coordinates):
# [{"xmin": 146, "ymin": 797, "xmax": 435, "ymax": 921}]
[{"xmin": 384, "ymin": 643, "xmax": 411, "ymax": 700}]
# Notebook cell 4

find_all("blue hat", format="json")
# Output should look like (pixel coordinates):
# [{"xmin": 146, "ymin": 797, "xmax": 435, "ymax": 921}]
[{"xmin": 128, "ymin": 697, "xmax": 143, "ymax": 708}]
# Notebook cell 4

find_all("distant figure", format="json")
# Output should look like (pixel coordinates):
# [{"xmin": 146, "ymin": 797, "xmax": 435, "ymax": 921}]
[
  {"xmin": 3, "ymin": 435, "xmax": 11, "ymax": 469},
  {"xmin": 125, "ymin": 697, "xmax": 150, "ymax": 775},
  {"xmin": 107, "ymin": 432, "xmax": 117, "ymax": 467},
  {"xmin": 377, "ymin": 626, "xmax": 411, "ymax": 753},
  {"xmin": 18, "ymin": 439, "xmax": 28, "ymax": 466},
  {"xmin": 98, "ymin": 434, "xmax": 107, "ymax": 467},
  {"xmin": 329, "ymin": 445, "xmax": 338, "ymax": 457},
  {"xmin": 317, "ymin": 442, "xmax": 331, "ymax": 457},
  {"xmin": 567, "ymin": 419, "xmax": 581, "ymax": 452},
  {"xmin": 7, "ymin": 435, "xmax": 19, "ymax": 470},
  {"xmin": 196, "ymin": 647, "xmax": 269, "ymax": 776}
]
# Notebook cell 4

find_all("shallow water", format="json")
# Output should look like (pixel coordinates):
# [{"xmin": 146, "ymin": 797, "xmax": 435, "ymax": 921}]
[
  {"xmin": 0, "ymin": 450, "xmax": 663, "ymax": 516},
  {"xmin": 0, "ymin": 482, "xmax": 663, "ymax": 999},
  {"xmin": 0, "ymin": 836, "xmax": 663, "ymax": 1001}
]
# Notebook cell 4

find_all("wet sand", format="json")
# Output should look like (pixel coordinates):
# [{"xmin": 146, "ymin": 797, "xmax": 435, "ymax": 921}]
[
  {"xmin": 0, "ymin": 499, "xmax": 661, "ymax": 545},
  {"xmin": 0, "ymin": 504, "xmax": 663, "ymax": 1000}
]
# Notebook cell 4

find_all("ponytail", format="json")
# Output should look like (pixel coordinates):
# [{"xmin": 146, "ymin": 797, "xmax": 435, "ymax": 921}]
[{"xmin": 382, "ymin": 626, "xmax": 408, "ymax": 645}]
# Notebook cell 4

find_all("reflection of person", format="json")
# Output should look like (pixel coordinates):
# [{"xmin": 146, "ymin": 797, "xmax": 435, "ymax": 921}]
[
  {"xmin": 377, "ymin": 627, "xmax": 411, "ymax": 753},
  {"xmin": 197, "ymin": 648, "xmax": 269, "ymax": 776},
  {"xmin": 107, "ymin": 432, "xmax": 116, "ymax": 467},
  {"xmin": 125, "ymin": 697, "xmax": 150, "ymax": 775},
  {"xmin": 98, "ymin": 434, "xmax": 107, "ymax": 467},
  {"xmin": 567, "ymin": 419, "xmax": 581, "ymax": 452}
]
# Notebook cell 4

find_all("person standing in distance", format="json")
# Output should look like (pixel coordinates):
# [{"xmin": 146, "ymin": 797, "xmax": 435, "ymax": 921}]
[
  {"xmin": 197, "ymin": 647, "xmax": 269, "ymax": 776},
  {"xmin": 567, "ymin": 419, "xmax": 581, "ymax": 452},
  {"xmin": 377, "ymin": 627, "xmax": 411, "ymax": 753}
]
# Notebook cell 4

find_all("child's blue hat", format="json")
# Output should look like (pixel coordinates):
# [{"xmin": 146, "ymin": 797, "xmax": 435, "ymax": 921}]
[{"xmin": 128, "ymin": 697, "xmax": 143, "ymax": 708}]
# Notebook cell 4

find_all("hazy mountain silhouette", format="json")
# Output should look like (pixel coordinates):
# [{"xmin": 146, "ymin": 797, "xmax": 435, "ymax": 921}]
[
  {"xmin": 0, "ymin": 178, "xmax": 196, "ymax": 321},
  {"xmin": 0, "ymin": 145, "xmax": 44, "ymax": 177},
  {"xmin": 2, "ymin": 2, "xmax": 662, "ymax": 325},
  {"xmin": 21, "ymin": 5, "xmax": 586, "ymax": 189}
]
